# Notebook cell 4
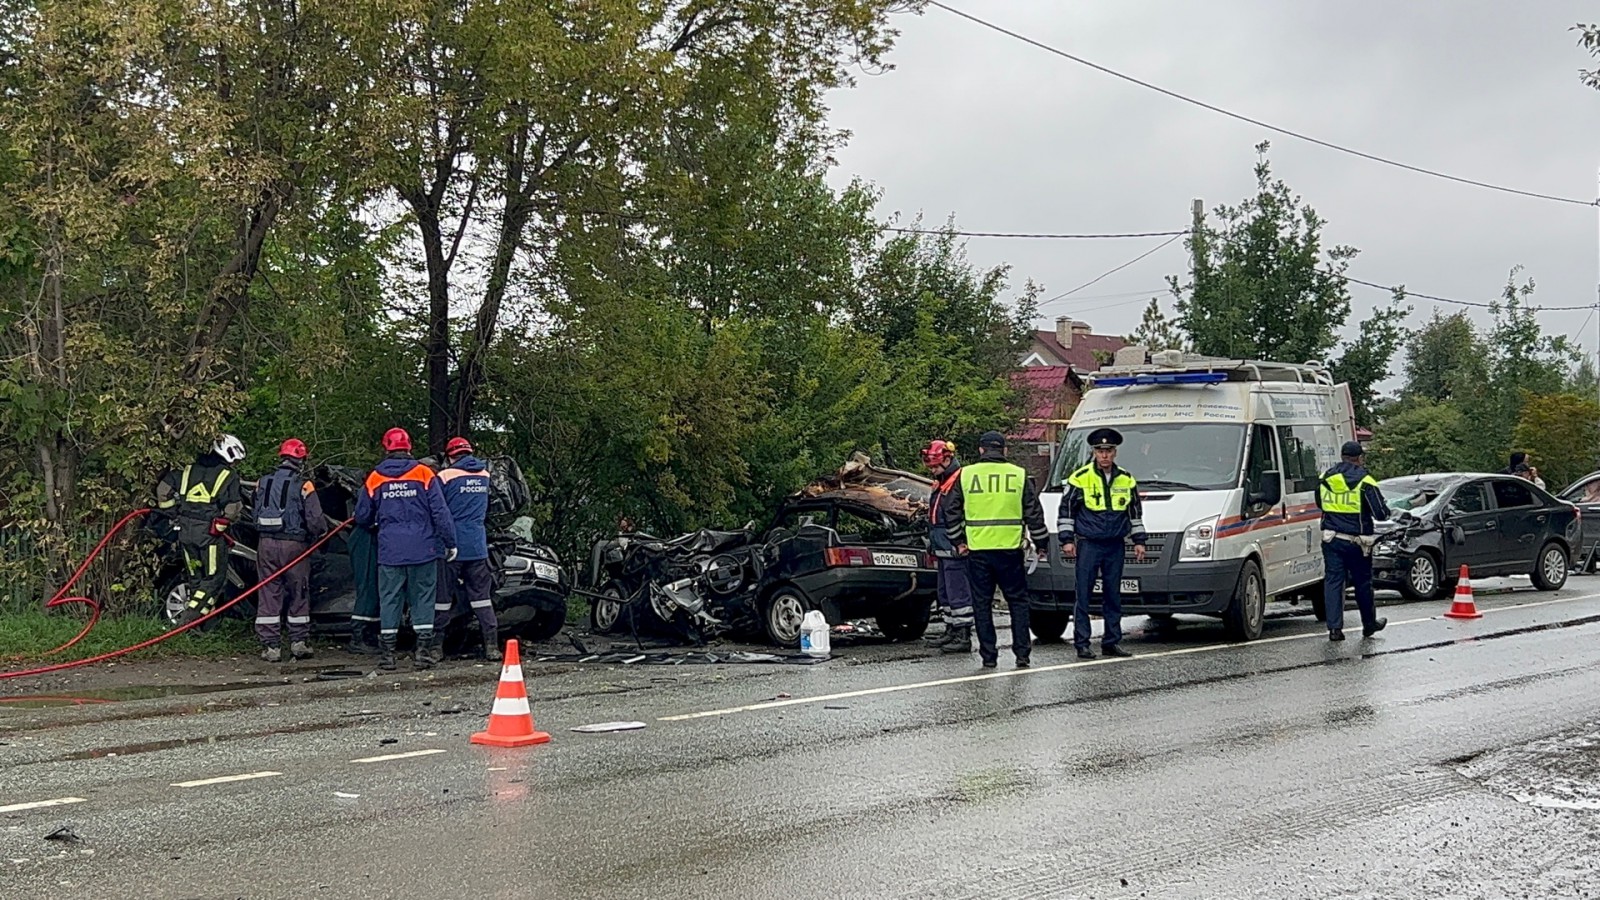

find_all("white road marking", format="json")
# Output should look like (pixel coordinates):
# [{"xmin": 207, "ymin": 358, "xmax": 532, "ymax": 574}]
[
  {"xmin": 0, "ymin": 797, "xmax": 87, "ymax": 814},
  {"xmin": 659, "ymin": 589, "xmax": 1600, "ymax": 722},
  {"xmin": 171, "ymin": 771, "xmax": 282, "ymax": 788},
  {"xmin": 350, "ymin": 748, "xmax": 448, "ymax": 764}
]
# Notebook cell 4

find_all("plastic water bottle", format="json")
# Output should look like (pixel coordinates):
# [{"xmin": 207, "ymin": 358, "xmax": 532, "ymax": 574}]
[{"xmin": 800, "ymin": 610, "xmax": 830, "ymax": 657}]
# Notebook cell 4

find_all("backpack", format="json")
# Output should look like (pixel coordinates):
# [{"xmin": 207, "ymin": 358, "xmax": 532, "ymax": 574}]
[{"xmin": 254, "ymin": 469, "xmax": 306, "ymax": 538}]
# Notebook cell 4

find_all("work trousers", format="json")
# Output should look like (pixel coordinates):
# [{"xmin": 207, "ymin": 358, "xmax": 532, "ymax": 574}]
[
  {"xmin": 1322, "ymin": 539, "xmax": 1377, "ymax": 633},
  {"xmin": 255, "ymin": 536, "xmax": 312, "ymax": 645},
  {"xmin": 378, "ymin": 561, "xmax": 437, "ymax": 638},
  {"xmin": 1074, "ymin": 537, "xmax": 1127, "ymax": 651},
  {"xmin": 935, "ymin": 556, "xmax": 975, "ymax": 627},
  {"xmin": 435, "ymin": 558, "xmax": 497, "ymax": 633},
  {"xmin": 348, "ymin": 526, "xmax": 380, "ymax": 628},
  {"xmin": 967, "ymin": 549, "xmax": 1032, "ymax": 664},
  {"xmin": 180, "ymin": 536, "xmax": 229, "ymax": 613}
]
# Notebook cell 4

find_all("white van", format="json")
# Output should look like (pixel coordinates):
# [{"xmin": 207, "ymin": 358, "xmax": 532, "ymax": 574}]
[{"xmin": 1026, "ymin": 353, "xmax": 1357, "ymax": 641}]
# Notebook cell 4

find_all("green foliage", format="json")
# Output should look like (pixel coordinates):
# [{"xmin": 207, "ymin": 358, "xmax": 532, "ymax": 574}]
[
  {"xmin": 1510, "ymin": 393, "xmax": 1600, "ymax": 491},
  {"xmin": 1330, "ymin": 289, "xmax": 1412, "ymax": 426},
  {"xmin": 1126, "ymin": 297, "xmax": 1186, "ymax": 352},
  {"xmin": 1367, "ymin": 401, "xmax": 1471, "ymax": 479},
  {"xmin": 0, "ymin": 609, "xmax": 256, "ymax": 659}
]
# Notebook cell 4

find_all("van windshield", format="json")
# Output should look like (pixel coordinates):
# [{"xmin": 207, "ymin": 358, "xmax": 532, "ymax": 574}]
[{"xmin": 1046, "ymin": 423, "xmax": 1247, "ymax": 491}]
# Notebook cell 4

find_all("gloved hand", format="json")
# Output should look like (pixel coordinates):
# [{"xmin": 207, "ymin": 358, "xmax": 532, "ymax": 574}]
[
  {"xmin": 208, "ymin": 517, "xmax": 230, "ymax": 537},
  {"xmin": 444, "ymin": 547, "xmax": 458, "ymax": 562}
]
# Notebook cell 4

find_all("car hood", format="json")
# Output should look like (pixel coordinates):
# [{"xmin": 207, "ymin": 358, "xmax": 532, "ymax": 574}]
[{"xmin": 786, "ymin": 452, "xmax": 933, "ymax": 523}]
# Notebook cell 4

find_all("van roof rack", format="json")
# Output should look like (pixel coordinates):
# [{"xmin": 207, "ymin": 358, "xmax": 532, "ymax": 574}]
[{"xmin": 1088, "ymin": 351, "xmax": 1334, "ymax": 387}]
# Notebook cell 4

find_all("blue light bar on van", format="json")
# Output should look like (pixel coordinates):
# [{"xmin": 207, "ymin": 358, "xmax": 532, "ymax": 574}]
[{"xmin": 1091, "ymin": 372, "xmax": 1230, "ymax": 387}]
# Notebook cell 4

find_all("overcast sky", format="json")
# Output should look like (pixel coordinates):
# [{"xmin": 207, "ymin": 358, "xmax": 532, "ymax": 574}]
[{"xmin": 824, "ymin": 0, "xmax": 1600, "ymax": 363}]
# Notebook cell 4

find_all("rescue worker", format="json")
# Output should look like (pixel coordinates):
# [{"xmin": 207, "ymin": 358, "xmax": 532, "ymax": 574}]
[
  {"xmin": 155, "ymin": 435, "xmax": 246, "ymax": 626},
  {"xmin": 346, "ymin": 517, "xmax": 382, "ymax": 655},
  {"xmin": 1317, "ymin": 440, "xmax": 1390, "ymax": 642},
  {"xmin": 431, "ymin": 437, "xmax": 501, "ymax": 662},
  {"xmin": 921, "ymin": 439, "xmax": 973, "ymax": 654},
  {"xmin": 252, "ymin": 439, "xmax": 328, "ymax": 662},
  {"xmin": 944, "ymin": 431, "xmax": 1050, "ymax": 669},
  {"xmin": 1058, "ymin": 428, "xmax": 1147, "ymax": 660},
  {"xmin": 354, "ymin": 428, "xmax": 458, "ymax": 670}
]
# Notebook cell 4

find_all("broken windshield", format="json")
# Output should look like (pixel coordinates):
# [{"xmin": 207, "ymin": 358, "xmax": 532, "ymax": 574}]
[{"xmin": 1046, "ymin": 423, "xmax": 1246, "ymax": 492}]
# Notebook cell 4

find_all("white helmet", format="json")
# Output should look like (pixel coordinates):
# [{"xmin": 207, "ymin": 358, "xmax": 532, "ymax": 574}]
[{"xmin": 213, "ymin": 434, "xmax": 246, "ymax": 464}]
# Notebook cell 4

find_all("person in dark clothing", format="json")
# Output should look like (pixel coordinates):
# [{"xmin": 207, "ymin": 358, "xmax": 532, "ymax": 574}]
[
  {"xmin": 943, "ymin": 431, "xmax": 1051, "ymax": 669},
  {"xmin": 155, "ymin": 435, "xmax": 246, "ymax": 627},
  {"xmin": 431, "ymin": 437, "xmax": 502, "ymax": 662},
  {"xmin": 1501, "ymin": 451, "xmax": 1528, "ymax": 476},
  {"xmin": 921, "ymin": 439, "xmax": 973, "ymax": 654},
  {"xmin": 1317, "ymin": 440, "xmax": 1391, "ymax": 642},
  {"xmin": 346, "ymin": 519, "xmax": 382, "ymax": 655},
  {"xmin": 252, "ymin": 438, "xmax": 328, "ymax": 662},
  {"xmin": 1058, "ymin": 427, "xmax": 1148, "ymax": 660},
  {"xmin": 354, "ymin": 427, "xmax": 458, "ymax": 670}
]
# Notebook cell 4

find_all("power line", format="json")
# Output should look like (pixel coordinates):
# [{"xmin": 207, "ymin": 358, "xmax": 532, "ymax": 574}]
[
  {"xmin": 1043, "ymin": 232, "xmax": 1187, "ymax": 305},
  {"xmin": 885, "ymin": 226, "xmax": 1189, "ymax": 239},
  {"xmin": 927, "ymin": 2, "xmax": 1600, "ymax": 209},
  {"xmin": 1341, "ymin": 274, "xmax": 1598, "ymax": 311}
]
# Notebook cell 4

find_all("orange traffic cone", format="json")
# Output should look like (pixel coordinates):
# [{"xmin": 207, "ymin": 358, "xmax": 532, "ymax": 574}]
[
  {"xmin": 470, "ymin": 640, "xmax": 551, "ymax": 748},
  {"xmin": 1444, "ymin": 565, "xmax": 1483, "ymax": 620}
]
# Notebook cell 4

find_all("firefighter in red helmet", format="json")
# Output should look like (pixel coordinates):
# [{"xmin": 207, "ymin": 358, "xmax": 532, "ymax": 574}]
[
  {"xmin": 922, "ymin": 439, "xmax": 973, "ymax": 654},
  {"xmin": 252, "ymin": 438, "xmax": 328, "ymax": 662}
]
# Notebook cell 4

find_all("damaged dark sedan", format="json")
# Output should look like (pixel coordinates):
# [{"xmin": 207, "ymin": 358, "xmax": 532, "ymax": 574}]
[{"xmin": 586, "ymin": 454, "xmax": 938, "ymax": 647}]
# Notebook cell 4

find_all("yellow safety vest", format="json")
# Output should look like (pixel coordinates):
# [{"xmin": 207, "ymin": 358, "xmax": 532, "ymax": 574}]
[
  {"xmin": 1319, "ymin": 472, "xmax": 1376, "ymax": 514},
  {"xmin": 1067, "ymin": 464, "xmax": 1137, "ymax": 512},
  {"xmin": 961, "ymin": 460, "xmax": 1028, "ymax": 551}
]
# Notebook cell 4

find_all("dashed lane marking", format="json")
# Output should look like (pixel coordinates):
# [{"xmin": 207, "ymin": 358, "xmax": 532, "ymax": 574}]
[
  {"xmin": 171, "ymin": 771, "xmax": 282, "ymax": 788},
  {"xmin": 659, "ymin": 589, "xmax": 1600, "ymax": 722},
  {"xmin": 0, "ymin": 797, "xmax": 87, "ymax": 814},
  {"xmin": 350, "ymin": 749, "xmax": 448, "ymax": 764}
]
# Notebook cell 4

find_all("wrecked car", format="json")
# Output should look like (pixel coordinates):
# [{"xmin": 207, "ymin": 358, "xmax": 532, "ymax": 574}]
[
  {"xmin": 149, "ymin": 456, "xmax": 572, "ymax": 641},
  {"xmin": 585, "ymin": 454, "xmax": 938, "ymax": 647}
]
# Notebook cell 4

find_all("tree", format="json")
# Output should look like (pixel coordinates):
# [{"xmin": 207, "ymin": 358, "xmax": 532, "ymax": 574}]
[
  {"xmin": 1172, "ymin": 142, "xmax": 1358, "ymax": 364},
  {"xmin": 1126, "ymin": 297, "xmax": 1186, "ymax": 352},
  {"xmin": 1367, "ymin": 401, "xmax": 1471, "ymax": 479},
  {"xmin": 1512, "ymin": 393, "xmax": 1600, "ymax": 491},
  {"xmin": 1400, "ymin": 310, "xmax": 1485, "ymax": 404}
]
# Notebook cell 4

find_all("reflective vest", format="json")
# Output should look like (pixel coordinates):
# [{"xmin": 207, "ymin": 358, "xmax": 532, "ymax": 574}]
[
  {"xmin": 1067, "ymin": 464, "xmax": 1136, "ymax": 512},
  {"xmin": 1319, "ymin": 472, "xmax": 1376, "ymax": 514},
  {"xmin": 961, "ymin": 460, "xmax": 1028, "ymax": 551},
  {"xmin": 254, "ymin": 466, "xmax": 309, "ymax": 540},
  {"xmin": 176, "ymin": 465, "xmax": 233, "ymax": 526}
]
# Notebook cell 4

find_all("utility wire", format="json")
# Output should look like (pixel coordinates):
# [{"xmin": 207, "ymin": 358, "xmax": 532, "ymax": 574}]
[
  {"xmin": 1341, "ymin": 274, "xmax": 1598, "ymax": 311},
  {"xmin": 1043, "ymin": 232, "xmax": 1188, "ymax": 305},
  {"xmin": 886, "ymin": 226, "xmax": 1189, "ymax": 239},
  {"xmin": 928, "ymin": 1, "xmax": 1600, "ymax": 209}
]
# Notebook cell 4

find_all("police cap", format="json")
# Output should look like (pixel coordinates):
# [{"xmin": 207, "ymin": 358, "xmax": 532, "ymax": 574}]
[
  {"xmin": 977, "ymin": 431, "xmax": 1007, "ymax": 449},
  {"xmin": 1087, "ymin": 428, "xmax": 1123, "ymax": 449},
  {"xmin": 1340, "ymin": 440, "xmax": 1365, "ymax": 459}
]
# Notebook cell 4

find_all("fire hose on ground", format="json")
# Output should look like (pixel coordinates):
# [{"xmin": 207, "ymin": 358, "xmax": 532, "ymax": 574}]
[{"xmin": 1, "ymin": 511, "xmax": 355, "ymax": 680}]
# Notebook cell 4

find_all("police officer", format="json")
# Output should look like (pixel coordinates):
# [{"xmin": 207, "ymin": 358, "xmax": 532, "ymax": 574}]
[
  {"xmin": 944, "ymin": 431, "xmax": 1050, "ymax": 669},
  {"xmin": 155, "ymin": 435, "xmax": 246, "ymax": 626},
  {"xmin": 1317, "ymin": 440, "xmax": 1390, "ymax": 642},
  {"xmin": 921, "ymin": 439, "xmax": 973, "ymax": 654},
  {"xmin": 432, "ymin": 437, "xmax": 502, "ymax": 662},
  {"xmin": 1059, "ymin": 428, "xmax": 1147, "ymax": 659},
  {"xmin": 252, "ymin": 438, "xmax": 328, "ymax": 662}
]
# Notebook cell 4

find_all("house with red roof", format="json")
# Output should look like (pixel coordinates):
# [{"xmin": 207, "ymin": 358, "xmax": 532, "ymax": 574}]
[
  {"xmin": 1022, "ymin": 316, "xmax": 1129, "ymax": 372},
  {"xmin": 1007, "ymin": 318, "xmax": 1129, "ymax": 484}
]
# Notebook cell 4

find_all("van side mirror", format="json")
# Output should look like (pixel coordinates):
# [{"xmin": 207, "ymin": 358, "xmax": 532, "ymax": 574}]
[{"xmin": 1248, "ymin": 471, "xmax": 1282, "ymax": 508}]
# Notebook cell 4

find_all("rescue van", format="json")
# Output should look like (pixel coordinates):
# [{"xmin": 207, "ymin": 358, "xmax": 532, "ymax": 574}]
[{"xmin": 1027, "ymin": 352, "xmax": 1357, "ymax": 641}]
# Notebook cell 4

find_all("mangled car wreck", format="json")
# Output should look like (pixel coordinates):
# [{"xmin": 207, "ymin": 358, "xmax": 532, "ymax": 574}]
[{"xmin": 585, "ymin": 454, "xmax": 938, "ymax": 647}]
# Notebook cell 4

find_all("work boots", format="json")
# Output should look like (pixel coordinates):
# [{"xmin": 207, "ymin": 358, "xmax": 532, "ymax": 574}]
[
  {"xmin": 260, "ymin": 645, "xmax": 281, "ymax": 663},
  {"xmin": 414, "ymin": 633, "xmax": 436, "ymax": 670},
  {"xmin": 348, "ymin": 622, "xmax": 380, "ymax": 656},
  {"xmin": 938, "ymin": 625, "xmax": 973, "ymax": 653},
  {"xmin": 289, "ymin": 641, "xmax": 314, "ymax": 660},
  {"xmin": 424, "ymin": 633, "xmax": 446, "ymax": 665},
  {"xmin": 482, "ymin": 627, "xmax": 503, "ymax": 662},
  {"xmin": 378, "ymin": 635, "xmax": 398, "ymax": 671}
]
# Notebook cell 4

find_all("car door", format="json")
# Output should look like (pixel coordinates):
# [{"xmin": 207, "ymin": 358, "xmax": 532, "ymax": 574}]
[
  {"xmin": 1557, "ymin": 474, "xmax": 1600, "ymax": 562},
  {"xmin": 1241, "ymin": 423, "xmax": 1288, "ymax": 592},
  {"xmin": 1488, "ymin": 478, "xmax": 1541, "ymax": 571},
  {"xmin": 1441, "ymin": 481, "xmax": 1499, "ymax": 573}
]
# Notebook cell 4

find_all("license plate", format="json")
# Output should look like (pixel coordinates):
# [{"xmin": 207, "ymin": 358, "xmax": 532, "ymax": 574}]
[
  {"xmin": 872, "ymin": 552, "xmax": 919, "ymax": 568},
  {"xmin": 1091, "ymin": 578, "xmax": 1141, "ymax": 594},
  {"xmin": 532, "ymin": 562, "xmax": 561, "ymax": 582}
]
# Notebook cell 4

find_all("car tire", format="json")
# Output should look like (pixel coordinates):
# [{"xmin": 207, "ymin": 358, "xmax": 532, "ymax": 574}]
[
  {"xmin": 763, "ymin": 587, "xmax": 810, "ymax": 647},
  {"xmin": 157, "ymin": 573, "xmax": 251, "ymax": 628},
  {"xmin": 1532, "ymin": 542, "xmax": 1569, "ymax": 591},
  {"xmin": 877, "ymin": 601, "xmax": 933, "ymax": 641},
  {"xmin": 1399, "ymin": 551, "xmax": 1446, "ymax": 602},
  {"xmin": 519, "ymin": 607, "xmax": 566, "ymax": 642},
  {"xmin": 589, "ymin": 581, "xmax": 627, "ymax": 634},
  {"xmin": 1309, "ymin": 588, "xmax": 1327, "ymax": 623},
  {"xmin": 1222, "ymin": 560, "xmax": 1265, "ymax": 642},
  {"xmin": 1029, "ymin": 609, "xmax": 1070, "ymax": 642}
]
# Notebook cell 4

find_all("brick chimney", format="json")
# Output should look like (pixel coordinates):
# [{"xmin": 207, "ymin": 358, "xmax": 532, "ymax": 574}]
[{"xmin": 1055, "ymin": 316, "xmax": 1072, "ymax": 349}]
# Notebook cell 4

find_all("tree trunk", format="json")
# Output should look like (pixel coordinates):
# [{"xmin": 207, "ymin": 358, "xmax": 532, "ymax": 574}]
[{"xmin": 401, "ymin": 186, "xmax": 454, "ymax": 455}]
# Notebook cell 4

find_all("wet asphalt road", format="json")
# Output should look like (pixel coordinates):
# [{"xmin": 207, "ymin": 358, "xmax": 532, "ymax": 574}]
[{"xmin": 5, "ymin": 579, "xmax": 1600, "ymax": 899}]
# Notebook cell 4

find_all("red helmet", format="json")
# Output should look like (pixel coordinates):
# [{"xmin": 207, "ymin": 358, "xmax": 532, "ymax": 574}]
[
  {"xmin": 920, "ymin": 439, "xmax": 955, "ymax": 466},
  {"xmin": 381, "ymin": 427, "xmax": 412, "ymax": 452},
  {"xmin": 444, "ymin": 436, "xmax": 474, "ymax": 457},
  {"xmin": 278, "ymin": 438, "xmax": 309, "ymax": 460}
]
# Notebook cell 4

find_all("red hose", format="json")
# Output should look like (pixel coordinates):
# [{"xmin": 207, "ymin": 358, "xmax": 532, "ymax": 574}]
[{"xmin": 1, "ymin": 515, "xmax": 355, "ymax": 680}]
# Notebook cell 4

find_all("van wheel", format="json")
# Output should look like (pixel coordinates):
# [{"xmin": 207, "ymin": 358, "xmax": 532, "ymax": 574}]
[
  {"xmin": 1029, "ymin": 609, "xmax": 1069, "ymax": 642},
  {"xmin": 763, "ymin": 587, "xmax": 810, "ymax": 647},
  {"xmin": 877, "ymin": 601, "xmax": 932, "ymax": 641},
  {"xmin": 1223, "ymin": 560, "xmax": 1265, "ymax": 641},
  {"xmin": 1310, "ymin": 588, "xmax": 1327, "ymax": 623}
]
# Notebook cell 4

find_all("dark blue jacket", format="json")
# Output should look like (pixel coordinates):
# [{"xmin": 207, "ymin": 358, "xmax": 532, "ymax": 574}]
[
  {"xmin": 928, "ymin": 464, "xmax": 962, "ymax": 557},
  {"xmin": 1316, "ymin": 461, "xmax": 1389, "ymax": 536},
  {"xmin": 354, "ymin": 455, "xmax": 457, "ymax": 567},
  {"xmin": 439, "ymin": 455, "xmax": 491, "ymax": 561}
]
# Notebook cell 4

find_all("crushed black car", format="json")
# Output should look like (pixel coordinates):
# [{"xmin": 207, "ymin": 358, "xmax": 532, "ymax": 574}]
[
  {"xmin": 584, "ymin": 454, "xmax": 938, "ymax": 647},
  {"xmin": 148, "ymin": 456, "xmax": 572, "ymax": 640}
]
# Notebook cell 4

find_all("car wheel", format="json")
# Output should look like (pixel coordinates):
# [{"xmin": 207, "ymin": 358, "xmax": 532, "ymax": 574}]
[
  {"xmin": 158, "ymin": 574, "xmax": 190, "ymax": 627},
  {"xmin": 763, "ymin": 587, "xmax": 809, "ymax": 647},
  {"xmin": 876, "ymin": 601, "xmax": 933, "ymax": 641},
  {"xmin": 519, "ymin": 607, "xmax": 566, "ymax": 642},
  {"xmin": 1029, "ymin": 609, "xmax": 1070, "ymax": 642},
  {"xmin": 1400, "ymin": 552, "xmax": 1444, "ymax": 602},
  {"xmin": 1222, "ymin": 560, "xmax": 1265, "ymax": 642},
  {"xmin": 589, "ymin": 582, "xmax": 626, "ymax": 634},
  {"xmin": 1532, "ymin": 542, "xmax": 1570, "ymax": 591},
  {"xmin": 1309, "ymin": 587, "xmax": 1327, "ymax": 623}
]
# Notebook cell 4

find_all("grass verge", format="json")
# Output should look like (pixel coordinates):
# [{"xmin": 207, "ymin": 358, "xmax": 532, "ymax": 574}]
[{"xmin": 0, "ymin": 606, "xmax": 258, "ymax": 661}]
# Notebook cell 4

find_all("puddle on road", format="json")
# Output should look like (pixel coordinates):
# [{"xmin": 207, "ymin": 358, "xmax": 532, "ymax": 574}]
[
  {"xmin": 0, "ymin": 681, "xmax": 268, "ymax": 708},
  {"xmin": 1455, "ymin": 723, "xmax": 1600, "ymax": 811}
]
